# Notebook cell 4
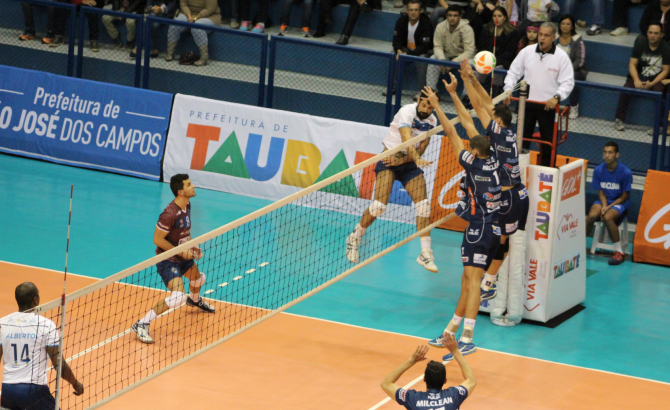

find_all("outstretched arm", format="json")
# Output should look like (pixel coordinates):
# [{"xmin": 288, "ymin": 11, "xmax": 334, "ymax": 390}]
[
  {"xmin": 443, "ymin": 74, "xmax": 478, "ymax": 139},
  {"xmin": 424, "ymin": 83, "xmax": 464, "ymax": 157},
  {"xmin": 442, "ymin": 333, "xmax": 477, "ymax": 394},
  {"xmin": 460, "ymin": 60, "xmax": 493, "ymax": 129},
  {"xmin": 47, "ymin": 346, "xmax": 84, "ymax": 396},
  {"xmin": 381, "ymin": 345, "xmax": 430, "ymax": 399}
]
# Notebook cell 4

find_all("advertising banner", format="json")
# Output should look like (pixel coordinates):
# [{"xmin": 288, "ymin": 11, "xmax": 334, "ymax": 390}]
[
  {"xmin": 0, "ymin": 65, "xmax": 172, "ymax": 180},
  {"xmin": 164, "ymin": 94, "xmax": 443, "ymax": 224},
  {"xmin": 634, "ymin": 170, "xmax": 670, "ymax": 266}
]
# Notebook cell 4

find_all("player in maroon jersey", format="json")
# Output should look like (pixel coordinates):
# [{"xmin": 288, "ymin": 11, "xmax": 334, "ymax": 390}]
[{"xmin": 131, "ymin": 174, "xmax": 215, "ymax": 344}]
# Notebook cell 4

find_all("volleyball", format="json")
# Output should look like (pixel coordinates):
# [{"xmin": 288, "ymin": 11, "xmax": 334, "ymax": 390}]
[{"xmin": 474, "ymin": 51, "xmax": 496, "ymax": 75}]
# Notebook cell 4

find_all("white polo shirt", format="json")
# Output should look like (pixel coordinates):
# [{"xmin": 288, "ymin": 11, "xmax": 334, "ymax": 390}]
[{"xmin": 384, "ymin": 103, "xmax": 437, "ymax": 151}]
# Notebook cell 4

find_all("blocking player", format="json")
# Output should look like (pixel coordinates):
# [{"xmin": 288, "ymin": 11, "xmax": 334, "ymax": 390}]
[
  {"xmin": 132, "ymin": 174, "xmax": 215, "ymax": 344},
  {"xmin": 346, "ymin": 92, "xmax": 439, "ymax": 272},
  {"xmin": 459, "ymin": 60, "xmax": 529, "ymax": 315},
  {"xmin": 423, "ymin": 79, "xmax": 501, "ymax": 359},
  {"xmin": 585, "ymin": 141, "xmax": 632, "ymax": 265},
  {"xmin": 380, "ymin": 334, "xmax": 476, "ymax": 410},
  {"xmin": 1, "ymin": 283, "xmax": 84, "ymax": 410}
]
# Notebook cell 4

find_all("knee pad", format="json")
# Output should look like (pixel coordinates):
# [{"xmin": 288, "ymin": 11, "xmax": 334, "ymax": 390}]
[
  {"xmin": 415, "ymin": 199, "xmax": 430, "ymax": 218},
  {"xmin": 494, "ymin": 240, "xmax": 509, "ymax": 260},
  {"xmin": 368, "ymin": 200, "xmax": 386, "ymax": 217},
  {"xmin": 165, "ymin": 291, "xmax": 187, "ymax": 309},
  {"xmin": 190, "ymin": 272, "xmax": 206, "ymax": 288}
]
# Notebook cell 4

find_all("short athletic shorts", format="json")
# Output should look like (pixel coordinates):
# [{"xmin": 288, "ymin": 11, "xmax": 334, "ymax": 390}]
[
  {"xmin": 157, "ymin": 259, "xmax": 195, "ymax": 287},
  {"xmin": 593, "ymin": 200, "xmax": 629, "ymax": 221},
  {"xmin": 374, "ymin": 160, "xmax": 424, "ymax": 188},
  {"xmin": 1, "ymin": 383, "xmax": 55, "ymax": 410},
  {"xmin": 498, "ymin": 183, "xmax": 529, "ymax": 236},
  {"xmin": 461, "ymin": 222, "xmax": 501, "ymax": 271}
]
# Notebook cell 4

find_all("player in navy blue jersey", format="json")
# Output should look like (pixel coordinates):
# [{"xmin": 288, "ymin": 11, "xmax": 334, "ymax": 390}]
[
  {"xmin": 458, "ymin": 59, "xmax": 530, "ymax": 307},
  {"xmin": 381, "ymin": 334, "xmax": 476, "ymax": 410},
  {"xmin": 422, "ymin": 79, "xmax": 501, "ymax": 359},
  {"xmin": 585, "ymin": 141, "xmax": 632, "ymax": 265}
]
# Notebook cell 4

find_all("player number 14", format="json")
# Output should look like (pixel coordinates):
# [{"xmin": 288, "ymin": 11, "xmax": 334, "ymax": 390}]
[{"xmin": 11, "ymin": 343, "xmax": 30, "ymax": 364}]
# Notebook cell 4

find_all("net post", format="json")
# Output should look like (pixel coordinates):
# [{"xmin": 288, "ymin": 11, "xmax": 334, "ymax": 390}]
[
  {"xmin": 516, "ymin": 80, "xmax": 528, "ymax": 154},
  {"xmin": 54, "ymin": 302, "xmax": 67, "ymax": 410}
]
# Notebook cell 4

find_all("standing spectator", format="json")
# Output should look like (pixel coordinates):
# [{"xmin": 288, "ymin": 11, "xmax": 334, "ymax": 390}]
[
  {"xmin": 517, "ymin": 0, "xmax": 560, "ymax": 35},
  {"xmin": 477, "ymin": 6, "xmax": 519, "ymax": 97},
  {"xmin": 561, "ymin": 0, "xmax": 605, "ymax": 35},
  {"xmin": 517, "ymin": 23, "xmax": 538, "ymax": 55},
  {"xmin": 102, "ymin": 0, "xmax": 146, "ymax": 50},
  {"xmin": 431, "ymin": 0, "xmax": 492, "ymax": 43},
  {"xmin": 131, "ymin": 0, "xmax": 178, "ymax": 58},
  {"xmin": 238, "ymin": 0, "xmax": 270, "ymax": 33},
  {"xmin": 52, "ymin": 0, "xmax": 104, "ymax": 52},
  {"xmin": 392, "ymin": 0, "xmax": 434, "ymax": 99},
  {"xmin": 166, "ymin": 0, "xmax": 221, "ymax": 66},
  {"xmin": 639, "ymin": 0, "xmax": 670, "ymax": 42},
  {"xmin": 19, "ymin": 0, "xmax": 56, "ymax": 44},
  {"xmin": 278, "ymin": 0, "xmax": 315, "ymax": 37},
  {"xmin": 228, "ymin": 0, "xmax": 239, "ymax": 29},
  {"xmin": 314, "ymin": 0, "xmax": 368, "ymax": 45},
  {"xmin": 611, "ymin": 0, "xmax": 650, "ymax": 36},
  {"xmin": 555, "ymin": 14, "xmax": 587, "ymax": 119},
  {"xmin": 1, "ymin": 283, "xmax": 84, "ymax": 410},
  {"xmin": 426, "ymin": 6, "xmax": 475, "ymax": 95},
  {"xmin": 504, "ymin": 22, "xmax": 574, "ymax": 167},
  {"xmin": 614, "ymin": 23, "xmax": 670, "ymax": 131},
  {"xmin": 498, "ymin": 0, "xmax": 519, "ymax": 25}
]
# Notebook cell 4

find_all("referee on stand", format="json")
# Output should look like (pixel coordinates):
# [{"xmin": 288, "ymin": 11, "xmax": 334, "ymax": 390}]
[
  {"xmin": 504, "ymin": 22, "xmax": 574, "ymax": 167},
  {"xmin": 1, "ymin": 282, "xmax": 84, "ymax": 410}
]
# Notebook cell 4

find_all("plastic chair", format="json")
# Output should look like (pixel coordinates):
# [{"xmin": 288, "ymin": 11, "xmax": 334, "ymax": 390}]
[{"xmin": 591, "ymin": 217, "xmax": 629, "ymax": 255}]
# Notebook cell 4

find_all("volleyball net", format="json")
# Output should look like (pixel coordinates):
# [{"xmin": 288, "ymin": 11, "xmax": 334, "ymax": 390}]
[{"xmin": 33, "ymin": 86, "xmax": 523, "ymax": 410}]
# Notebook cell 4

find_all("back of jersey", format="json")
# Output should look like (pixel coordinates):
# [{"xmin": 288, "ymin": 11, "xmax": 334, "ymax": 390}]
[
  {"xmin": 487, "ymin": 121, "xmax": 521, "ymax": 187},
  {"xmin": 456, "ymin": 150, "xmax": 502, "ymax": 223},
  {"xmin": 1, "ymin": 312, "xmax": 59, "ymax": 385}
]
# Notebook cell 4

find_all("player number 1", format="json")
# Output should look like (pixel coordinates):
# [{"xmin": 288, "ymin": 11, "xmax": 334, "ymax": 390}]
[{"xmin": 493, "ymin": 170, "xmax": 500, "ymax": 185}]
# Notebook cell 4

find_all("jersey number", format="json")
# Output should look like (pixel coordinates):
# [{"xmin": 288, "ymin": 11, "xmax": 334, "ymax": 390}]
[
  {"xmin": 513, "ymin": 142, "xmax": 518, "ymax": 157},
  {"xmin": 493, "ymin": 170, "xmax": 500, "ymax": 185},
  {"xmin": 11, "ymin": 343, "xmax": 30, "ymax": 364}
]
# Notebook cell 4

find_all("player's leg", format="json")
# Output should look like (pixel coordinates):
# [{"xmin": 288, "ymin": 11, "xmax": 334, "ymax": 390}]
[
  {"xmin": 404, "ymin": 172, "xmax": 437, "ymax": 272},
  {"xmin": 603, "ymin": 206, "xmax": 626, "ymax": 265},
  {"xmin": 585, "ymin": 201, "xmax": 603, "ymax": 236},
  {"xmin": 347, "ymin": 168, "xmax": 394, "ymax": 263},
  {"xmin": 481, "ymin": 235, "xmax": 507, "ymax": 298},
  {"xmin": 183, "ymin": 262, "xmax": 215, "ymax": 312}
]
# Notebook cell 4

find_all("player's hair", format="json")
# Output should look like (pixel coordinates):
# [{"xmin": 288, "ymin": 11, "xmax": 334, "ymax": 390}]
[
  {"xmin": 604, "ymin": 141, "xmax": 619, "ymax": 153},
  {"xmin": 407, "ymin": 0, "xmax": 423, "ymax": 8},
  {"xmin": 446, "ymin": 5, "xmax": 462, "ymax": 15},
  {"xmin": 493, "ymin": 105, "xmax": 512, "ymax": 127},
  {"xmin": 170, "ymin": 174, "xmax": 190, "ymax": 197},
  {"xmin": 470, "ymin": 135, "xmax": 491, "ymax": 157},
  {"xmin": 15, "ymin": 282, "xmax": 39, "ymax": 311},
  {"xmin": 424, "ymin": 361, "xmax": 447, "ymax": 390}
]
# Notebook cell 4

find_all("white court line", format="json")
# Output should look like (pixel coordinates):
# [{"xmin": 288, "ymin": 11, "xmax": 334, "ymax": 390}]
[
  {"xmin": 233, "ymin": 276, "xmax": 243, "ymax": 281},
  {"xmin": 218, "ymin": 282, "xmax": 229, "ymax": 287},
  {"xmin": 204, "ymin": 289, "xmax": 215, "ymax": 295},
  {"xmin": 125, "ymin": 111, "xmax": 166, "ymax": 120},
  {"xmin": 0, "ymin": 89, "xmax": 24, "ymax": 95},
  {"xmin": 245, "ymin": 269, "xmax": 256, "ymax": 274},
  {"xmin": 259, "ymin": 262, "xmax": 269, "ymax": 267}
]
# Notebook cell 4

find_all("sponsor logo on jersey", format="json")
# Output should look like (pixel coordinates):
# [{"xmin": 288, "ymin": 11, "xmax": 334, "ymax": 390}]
[
  {"xmin": 462, "ymin": 256, "xmax": 469, "ymax": 262},
  {"xmin": 456, "ymin": 386, "xmax": 467, "ymax": 396},
  {"xmin": 489, "ymin": 185, "xmax": 501, "ymax": 192},
  {"xmin": 475, "ymin": 175, "xmax": 491, "ymax": 182},
  {"xmin": 493, "ymin": 225, "xmax": 501, "ymax": 235},
  {"xmin": 506, "ymin": 221, "xmax": 519, "ymax": 232},
  {"xmin": 462, "ymin": 151, "xmax": 475, "ymax": 164},
  {"xmin": 473, "ymin": 253, "xmax": 487, "ymax": 265},
  {"xmin": 497, "ymin": 146, "xmax": 512, "ymax": 153},
  {"xmin": 171, "ymin": 267, "xmax": 179, "ymax": 274},
  {"xmin": 600, "ymin": 182, "xmax": 620, "ymax": 190},
  {"xmin": 468, "ymin": 228, "xmax": 480, "ymax": 236},
  {"xmin": 428, "ymin": 393, "xmax": 441, "ymax": 400},
  {"xmin": 487, "ymin": 201, "xmax": 500, "ymax": 209},
  {"xmin": 482, "ymin": 163, "xmax": 499, "ymax": 171},
  {"xmin": 519, "ymin": 187, "xmax": 528, "ymax": 199},
  {"xmin": 484, "ymin": 192, "xmax": 501, "ymax": 200},
  {"xmin": 399, "ymin": 389, "xmax": 408, "ymax": 402},
  {"xmin": 506, "ymin": 135, "xmax": 516, "ymax": 142},
  {"xmin": 412, "ymin": 119, "xmax": 435, "ymax": 132}
]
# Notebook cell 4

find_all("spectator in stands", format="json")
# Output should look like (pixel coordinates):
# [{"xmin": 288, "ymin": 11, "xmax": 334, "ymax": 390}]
[
  {"xmin": 614, "ymin": 22, "xmax": 670, "ymax": 130},
  {"xmin": 611, "ymin": 0, "xmax": 650, "ymax": 36},
  {"xmin": 517, "ymin": 24, "xmax": 538, "ymax": 55},
  {"xmin": 477, "ymin": 6, "xmax": 519, "ymax": 97},
  {"xmin": 228, "ymin": 0, "xmax": 239, "ymax": 29},
  {"xmin": 639, "ymin": 0, "xmax": 670, "ymax": 42},
  {"xmin": 427, "ymin": 6, "xmax": 475, "ymax": 96},
  {"xmin": 555, "ymin": 14, "xmax": 587, "ymax": 119},
  {"xmin": 19, "ymin": 1, "xmax": 56, "ymax": 44},
  {"xmin": 131, "ymin": 0, "xmax": 178, "ymax": 58},
  {"xmin": 585, "ymin": 141, "xmax": 632, "ymax": 266},
  {"xmin": 392, "ymin": 0, "xmax": 433, "ymax": 99},
  {"xmin": 278, "ymin": 0, "xmax": 315, "ymax": 37},
  {"xmin": 497, "ymin": 0, "xmax": 519, "ymax": 25},
  {"xmin": 166, "ymin": 0, "xmax": 221, "ymax": 66},
  {"xmin": 517, "ymin": 0, "xmax": 560, "ymax": 35},
  {"xmin": 239, "ymin": 0, "xmax": 270, "ymax": 32},
  {"xmin": 102, "ymin": 0, "xmax": 146, "ymax": 50},
  {"xmin": 314, "ymin": 0, "xmax": 368, "ymax": 45},
  {"xmin": 561, "ymin": 0, "xmax": 605, "ymax": 35},
  {"xmin": 430, "ymin": 0, "xmax": 492, "ymax": 44},
  {"xmin": 52, "ymin": 0, "xmax": 104, "ymax": 51}
]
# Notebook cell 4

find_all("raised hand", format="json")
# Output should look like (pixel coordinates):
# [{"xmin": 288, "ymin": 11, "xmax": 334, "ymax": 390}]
[
  {"xmin": 442, "ymin": 73, "xmax": 458, "ymax": 94},
  {"xmin": 409, "ymin": 345, "xmax": 430, "ymax": 364}
]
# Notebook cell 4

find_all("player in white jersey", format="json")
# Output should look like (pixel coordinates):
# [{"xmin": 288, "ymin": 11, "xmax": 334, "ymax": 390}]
[
  {"xmin": 346, "ymin": 94, "xmax": 439, "ymax": 272},
  {"xmin": 1, "ymin": 282, "xmax": 84, "ymax": 410}
]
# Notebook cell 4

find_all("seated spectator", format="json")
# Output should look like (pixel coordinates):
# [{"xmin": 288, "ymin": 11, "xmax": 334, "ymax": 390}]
[
  {"xmin": 585, "ymin": 141, "xmax": 632, "ymax": 266},
  {"xmin": 166, "ymin": 0, "xmax": 221, "ymax": 66},
  {"xmin": 392, "ymin": 0, "xmax": 433, "ymax": 99},
  {"xmin": 516, "ymin": 23, "xmax": 538, "ymax": 55},
  {"xmin": 278, "ymin": 0, "xmax": 315, "ymax": 37},
  {"xmin": 19, "ymin": 1, "xmax": 56, "ymax": 44},
  {"xmin": 102, "ymin": 0, "xmax": 146, "ymax": 50},
  {"xmin": 52, "ymin": 0, "xmax": 104, "ymax": 51},
  {"xmin": 314, "ymin": 0, "xmax": 368, "ymax": 46},
  {"xmin": 476, "ymin": 6, "xmax": 519, "ymax": 97},
  {"xmin": 555, "ymin": 14, "xmax": 587, "ymax": 119},
  {"xmin": 431, "ymin": 0, "xmax": 492, "ymax": 44},
  {"xmin": 611, "ymin": 0, "xmax": 650, "ymax": 36},
  {"xmin": 615, "ymin": 22, "xmax": 669, "ymax": 131},
  {"xmin": 639, "ymin": 0, "xmax": 670, "ymax": 42},
  {"xmin": 427, "ymin": 6, "xmax": 475, "ymax": 96},
  {"xmin": 497, "ymin": 0, "xmax": 519, "ymax": 25},
  {"xmin": 131, "ymin": 0, "xmax": 178, "ymax": 58},
  {"xmin": 239, "ymin": 0, "xmax": 269, "ymax": 32},
  {"xmin": 517, "ymin": 0, "xmax": 559, "ymax": 35},
  {"xmin": 561, "ymin": 0, "xmax": 605, "ymax": 35}
]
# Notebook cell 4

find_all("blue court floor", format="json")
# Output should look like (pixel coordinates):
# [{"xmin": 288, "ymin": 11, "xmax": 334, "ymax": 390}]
[{"xmin": 2, "ymin": 153, "xmax": 670, "ymax": 384}]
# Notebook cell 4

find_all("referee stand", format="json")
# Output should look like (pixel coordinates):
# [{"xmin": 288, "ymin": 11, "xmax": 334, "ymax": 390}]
[{"xmin": 513, "ymin": 98, "xmax": 570, "ymax": 168}]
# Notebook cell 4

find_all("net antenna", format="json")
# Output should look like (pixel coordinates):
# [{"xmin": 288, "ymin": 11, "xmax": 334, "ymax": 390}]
[
  {"xmin": 54, "ymin": 185, "xmax": 73, "ymax": 410},
  {"xmin": 490, "ymin": 23, "xmax": 497, "ymax": 98}
]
